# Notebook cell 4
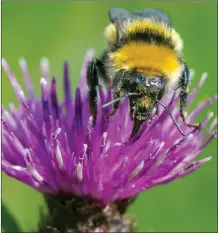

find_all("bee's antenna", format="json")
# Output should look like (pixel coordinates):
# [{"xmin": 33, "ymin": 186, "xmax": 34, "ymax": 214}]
[
  {"xmin": 156, "ymin": 99, "xmax": 186, "ymax": 137},
  {"xmin": 102, "ymin": 93, "xmax": 138, "ymax": 109},
  {"xmin": 102, "ymin": 96, "xmax": 123, "ymax": 108}
]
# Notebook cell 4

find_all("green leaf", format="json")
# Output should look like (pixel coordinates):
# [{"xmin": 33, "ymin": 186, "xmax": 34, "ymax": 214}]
[{"xmin": 2, "ymin": 202, "xmax": 22, "ymax": 232}]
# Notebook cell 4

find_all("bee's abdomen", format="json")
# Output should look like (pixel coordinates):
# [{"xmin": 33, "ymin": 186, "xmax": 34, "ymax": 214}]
[
  {"xmin": 120, "ymin": 30, "xmax": 173, "ymax": 50},
  {"xmin": 105, "ymin": 18, "xmax": 183, "ymax": 55}
]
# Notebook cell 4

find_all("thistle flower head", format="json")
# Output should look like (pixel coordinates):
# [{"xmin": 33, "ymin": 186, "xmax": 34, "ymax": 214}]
[{"xmin": 2, "ymin": 51, "xmax": 217, "ymax": 205}]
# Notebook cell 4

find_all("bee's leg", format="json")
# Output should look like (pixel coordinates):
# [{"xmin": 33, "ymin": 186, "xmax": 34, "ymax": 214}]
[
  {"xmin": 130, "ymin": 119, "xmax": 143, "ymax": 138},
  {"xmin": 180, "ymin": 64, "xmax": 200, "ymax": 130},
  {"xmin": 155, "ymin": 105, "xmax": 159, "ymax": 116},
  {"xmin": 86, "ymin": 59, "xmax": 104, "ymax": 126},
  {"xmin": 104, "ymin": 91, "xmax": 120, "ymax": 119}
]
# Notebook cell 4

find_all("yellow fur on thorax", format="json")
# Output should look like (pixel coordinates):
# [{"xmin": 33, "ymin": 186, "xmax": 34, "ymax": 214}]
[{"xmin": 110, "ymin": 42, "xmax": 182, "ymax": 79}]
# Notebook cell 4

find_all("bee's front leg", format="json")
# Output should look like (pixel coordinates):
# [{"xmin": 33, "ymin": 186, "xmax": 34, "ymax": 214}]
[
  {"xmin": 104, "ymin": 91, "xmax": 120, "ymax": 119},
  {"xmin": 130, "ymin": 119, "xmax": 143, "ymax": 138},
  {"xmin": 86, "ymin": 59, "xmax": 103, "ymax": 126},
  {"xmin": 180, "ymin": 64, "xmax": 200, "ymax": 130}
]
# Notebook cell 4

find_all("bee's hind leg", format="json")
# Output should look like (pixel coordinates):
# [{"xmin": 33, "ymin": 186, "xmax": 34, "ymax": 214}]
[{"xmin": 180, "ymin": 64, "xmax": 200, "ymax": 130}]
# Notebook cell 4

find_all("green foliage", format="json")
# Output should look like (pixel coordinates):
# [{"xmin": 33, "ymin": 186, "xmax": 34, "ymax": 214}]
[
  {"xmin": 2, "ymin": 202, "xmax": 22, "ymax": 232},
  {"xmin": 2, "ymin": 2, "xmax": 217, "ymax": 232}
]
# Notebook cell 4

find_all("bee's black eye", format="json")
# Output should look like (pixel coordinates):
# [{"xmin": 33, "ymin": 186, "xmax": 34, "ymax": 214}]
[
  {"xmin": 135, "ymin": 76, "xmax": 142, "ymax": 84},
  {"xmin": 143, "ymin": 77, "xmax": 165, "ymax": 93},
  {"xmin": 151, "ymin": 78, "xmax": 157, "ymax": 83},
  {"xmin": 130, "ymin": 75, "xmax": 143, "ymax": 85},
  {"xmin": 157, "ymin": 79, "xmax": 165, "ymax": 89}
]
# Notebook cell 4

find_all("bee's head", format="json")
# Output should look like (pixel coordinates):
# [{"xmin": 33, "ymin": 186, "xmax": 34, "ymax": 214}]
[
  {"xmin": 129, "ymin": 73, "xmax": 166, "ymax": 94},
  {"xmin": 128, "ymin": 73, "xmax": 166, "ymax": 121}
]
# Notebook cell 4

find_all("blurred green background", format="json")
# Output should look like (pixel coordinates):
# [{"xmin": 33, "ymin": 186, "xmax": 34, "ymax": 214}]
[{"xmin": 2, "ymin": 1, "xmax": 217, "ymax": 232}]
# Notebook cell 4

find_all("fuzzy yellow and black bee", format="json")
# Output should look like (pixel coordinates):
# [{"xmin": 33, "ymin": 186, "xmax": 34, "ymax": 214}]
[{"xmin": 86, "ymin": 8, "xmax": 200, "ymax": 137}]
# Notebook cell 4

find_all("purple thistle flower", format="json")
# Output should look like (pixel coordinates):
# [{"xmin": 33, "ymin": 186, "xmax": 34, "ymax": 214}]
[{"xmin": 1, "ymin": 51, "xmax": 217, "ymax": 207}]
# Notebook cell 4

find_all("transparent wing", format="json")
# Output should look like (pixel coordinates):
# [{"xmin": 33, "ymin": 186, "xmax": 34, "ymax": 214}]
[
  {"xmin": 132, "ymin": 9, "xmax": 171, "ymax": 26},
  {"xmin": 108, "ymin": 8, "xmax": 131, "ymax": 23},
  {"xmin": 109, "ymin": 8, "xmax": 171, "ymax": 26}
]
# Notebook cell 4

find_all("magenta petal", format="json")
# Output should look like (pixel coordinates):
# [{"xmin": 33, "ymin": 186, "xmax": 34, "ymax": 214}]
[{"xmin": 1, "ymin": 52, "xmax": 217, "ymax": 204}]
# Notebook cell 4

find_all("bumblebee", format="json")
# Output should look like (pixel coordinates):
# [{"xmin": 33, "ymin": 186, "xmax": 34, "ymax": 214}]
[{"xmin": 86, "ymin": 8, "xmax": 199, "ymax": 137}]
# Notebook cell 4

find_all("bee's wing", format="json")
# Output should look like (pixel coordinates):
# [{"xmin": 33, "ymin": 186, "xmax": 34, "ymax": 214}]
[
  {"xmin": 132, "ymin": 9, "xmax": 171, "ymax": 26},
  {"xmin": 108, "ymin": 8, "xmax": 132, "ymax": 43},
  {"xmin": 108, "ymin": 8, "xmax": 131, "ymax": 24},
  {"xmin": 109, "ymin": 8, "xmax": 171, "ymax": 26}
]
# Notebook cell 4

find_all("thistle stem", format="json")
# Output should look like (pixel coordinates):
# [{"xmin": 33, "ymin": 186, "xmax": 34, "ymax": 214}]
[{"xmin": 38, "ymin": 195, "xmax": 136, "ymax": 233}]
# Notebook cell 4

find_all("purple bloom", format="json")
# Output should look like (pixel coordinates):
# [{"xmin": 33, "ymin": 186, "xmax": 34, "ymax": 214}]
[{"xmin": 2, "ymin": 51, "xmax": 217, "ymax": 205}]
